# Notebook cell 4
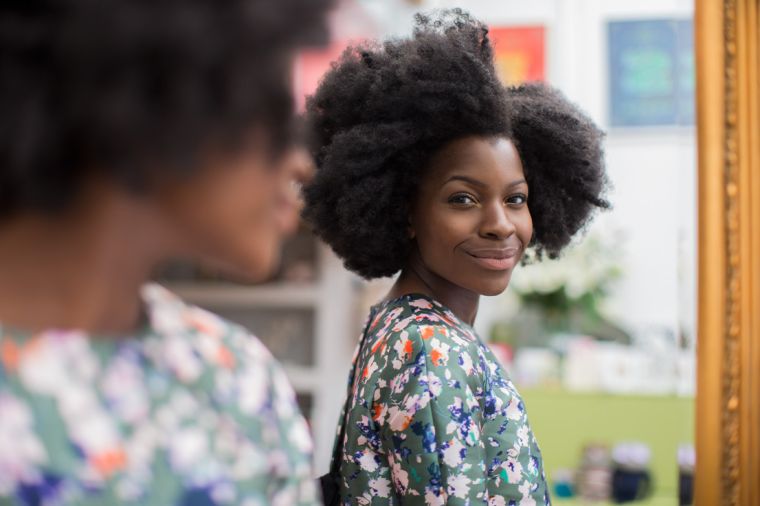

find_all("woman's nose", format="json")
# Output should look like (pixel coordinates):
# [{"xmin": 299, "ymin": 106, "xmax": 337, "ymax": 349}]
[
  {"xmin": 284, "ymin": 147, "xmax": 316, "ymax": 186},
  {"xmin": 479, "ymin": 202, "xmax": 516, "ymax": 239}
]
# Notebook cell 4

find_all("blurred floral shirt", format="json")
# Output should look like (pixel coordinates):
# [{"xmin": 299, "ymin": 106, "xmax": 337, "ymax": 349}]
[
  {"xmin": 333, "ymin": 294, "xmax": 551, "ymax": 506},
  {"xmin": 0, "ymin": 285, "xmax": 318, "ymax": 506}
]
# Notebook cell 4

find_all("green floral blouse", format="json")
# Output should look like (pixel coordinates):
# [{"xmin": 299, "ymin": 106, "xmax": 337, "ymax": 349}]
[
  {"xmin": 0, "ymin": 285, "xmax": 318, "ymax": 506},
  {"xmin": 332, "ymin": 294, "xmax": 550, "ymax": 506}
]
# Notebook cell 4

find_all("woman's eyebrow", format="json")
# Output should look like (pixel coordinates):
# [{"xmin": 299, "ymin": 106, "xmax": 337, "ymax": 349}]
[
  {"xmin": 444, "ymin": 174, "xmax": 487, "ymax": 188},
  {"xmin": 443, "ymin": 175, "xmax": 528, "ymax": 189}
]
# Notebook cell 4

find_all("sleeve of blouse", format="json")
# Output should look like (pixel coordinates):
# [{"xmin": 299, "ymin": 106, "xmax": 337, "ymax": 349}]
[
  {"xmin": 371, "ymin": 322, "xmax": 549, "ymax": 506},
  {"xmin": 370, "ymin": 322, "xmax": 490, "ymax": 505},
  {"xmin": 221, "ymin": 330, "xmax": 321, "ymax": 506}
]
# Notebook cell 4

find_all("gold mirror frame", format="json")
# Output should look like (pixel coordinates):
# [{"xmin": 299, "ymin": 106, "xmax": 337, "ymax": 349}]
[{"xmin": 696, "ymin": 0, "xmax": 760, "ymax": 504}]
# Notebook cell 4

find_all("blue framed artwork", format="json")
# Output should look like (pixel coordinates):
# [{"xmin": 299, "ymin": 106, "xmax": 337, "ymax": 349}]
[{"xmin": 608, "ymin": 19, "xmax": 694, "ymax": 127}]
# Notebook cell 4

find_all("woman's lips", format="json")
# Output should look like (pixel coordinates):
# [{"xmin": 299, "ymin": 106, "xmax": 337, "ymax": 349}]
[{"xmin": 465, "ymin": 247, "xmax": 521, "ymax": 271}]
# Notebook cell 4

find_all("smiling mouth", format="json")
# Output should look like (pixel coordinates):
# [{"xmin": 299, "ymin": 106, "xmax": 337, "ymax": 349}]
[{"xmin": 465, "ymin": 248, "xmax": 521, "ymax": 271}]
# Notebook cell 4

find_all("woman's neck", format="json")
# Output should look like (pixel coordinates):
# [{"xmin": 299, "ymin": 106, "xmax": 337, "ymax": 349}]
[
  {"xmin": 0, "ymin": 184, "xmax": 175, "ymax": 335},
  {"xmin": 387, "ymin": 251, "xmax": 480, "ymax": 326}
]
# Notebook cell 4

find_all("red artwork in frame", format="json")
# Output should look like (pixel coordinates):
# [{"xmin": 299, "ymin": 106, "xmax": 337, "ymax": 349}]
[
  {"xmin": 488, "ymin": 26, "xmax": 546, "ymax": 85},
  {"xmin": 293, "ymin": 41, "xmax": 353, "ymax": 112}
]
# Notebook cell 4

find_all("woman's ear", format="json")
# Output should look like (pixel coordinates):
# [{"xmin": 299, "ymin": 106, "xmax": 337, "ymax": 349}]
[{"xmin": 407, "ymin": 216, "xmax": 416, "ymax": 239}]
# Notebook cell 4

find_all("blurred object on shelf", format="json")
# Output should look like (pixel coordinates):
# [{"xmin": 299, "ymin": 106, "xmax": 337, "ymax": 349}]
[
  {"xmin": 206, "ymin": 306, "xmax": 316, "ymax": 367},
  {"xmin": 487, "ymin": 341, "xmax": 514, "ymax": 369},
  {"xmin": 576, "ymin": 443, "xmax": 613, "ymax": 502},
  {"xmin": 277, "ymin": 229, "xmax": 318, "ymax": 283},
  {"xmin": 553, "ymin": 468, "xmax": 575, "ymax": 499},
  {"xmin": 611, "ymin": 442, "xmax": 653, "ymax": 503},
  {"xmin": 511, "ymin": 347, "xmax": 560, "ymax": 388},
  {"xmin": 155, "ymin": 224, "xmax": 318, "ymax": 285},
  {"xmin": 677, "ymin": 444, "xmax": 695, "ymax": 506}
]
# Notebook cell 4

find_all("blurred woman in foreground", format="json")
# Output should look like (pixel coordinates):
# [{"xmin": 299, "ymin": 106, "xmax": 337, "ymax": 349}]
[{"xmin": 0, "ymin": 1, "xmax": 331, "ymax": 504}]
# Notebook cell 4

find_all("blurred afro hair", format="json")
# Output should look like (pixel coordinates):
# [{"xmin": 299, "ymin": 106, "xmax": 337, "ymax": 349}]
[{"xmin": 0, "ymin": 0, "xmax": 333, "ymax": 219}]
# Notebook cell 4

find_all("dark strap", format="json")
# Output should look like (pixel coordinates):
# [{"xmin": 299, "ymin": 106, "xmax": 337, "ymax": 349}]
[{"xmin": 319, "ymin": 309, "xmax": 378, "ymax": 504}]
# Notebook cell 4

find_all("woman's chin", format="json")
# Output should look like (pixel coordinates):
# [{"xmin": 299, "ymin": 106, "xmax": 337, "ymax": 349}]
[{"xmin": 473, "ymin": 276, "xmax": 512, "ymax": 297}]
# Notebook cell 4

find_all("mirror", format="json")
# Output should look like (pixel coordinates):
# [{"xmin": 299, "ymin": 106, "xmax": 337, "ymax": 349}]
[
  {"xmin": 303, "ymin": 1, "xmax": 700, "ymax": 504},
  {"xmin": 166, "ymin": 1, "xmax": 760, "ymax": 504}
]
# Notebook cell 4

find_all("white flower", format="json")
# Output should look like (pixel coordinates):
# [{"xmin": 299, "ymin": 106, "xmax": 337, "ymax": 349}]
[
  {"xmin": 447, "ymin": 473, "xmax": 471, "ymax": 499},
  {"xmin": 169, "ymin": 427, "xmax": 208, "ymax": 471},
  {"xmin": 238, "ymin": 365, "xmax": 268, "ymax": 415},
  {"xmin": 424, "ymin": 489, "xmax": 446, "ymax": 505},
  {"xmin": 0, "ymin": 393, "xmax": 47, "ymax": 491},
  {"xmin": 359, "ymin": 450, "xmax": 380, "ymax": 472},
  {"xmin": 404, "ymin": 392, "xmax": 430, "ymax": 413},
  {"xmin": 164, "ymin": 335, "xmax": 203, "ymax": 383},
  {"xmin": 427, "ymin": 372, "xmax": 443, "ymax": 397},
  {"xmin": 387, "ymin": 407, "xmax": 412, "ymax": 432},
  {"xmin": 369, "ymin": 477, "xmax": 391, "ymax": 497},
  {"xmin": 517, "ymin": 426, "xmax": 530, "ymax": 447},
  {"xmin": 510, "ymin": 231, "xmax": 623, "ymax": 299},
  {"xmin": 288, "ymin": 418, "xmax": 313, "ymax": 454},
  {"xmin": 409, "ymin": 298, "xmax": 433, "ymax": 310},
  {"xmin": 68, "ymin": 408, "xmax": 121, "ymax": 455},
  {"xmin": 502, "ymin": 457, "xmax": 523, "ymax": 484},
  {"xmin": 389, "ymin": 455, "xmax": 410, "ymax": 493},
  {"xmin": 459, "ymin": 352, "xmax": 474, "ymax": 375},
  {"xmin": 442, "ymin": 439, "xmax": 466, "ymax": 467},
  {"xmin": 101, "ymin": 354, "xmax": 149, "ymax": 424},
  {"xmin": 18, "ymin": 337, "xmax": 75, "ymax": 396},
  {"xmin": 505, "ymin": 397, "xmax": 523, "ymax": 421},
  {"xmin": 518, "ymin": 480, "xmax": 537, "ymax": 506}
]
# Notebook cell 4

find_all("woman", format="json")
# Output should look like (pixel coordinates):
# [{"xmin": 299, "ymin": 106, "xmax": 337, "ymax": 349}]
[
  {"xmin": 0, "ymin": 1, "xmax": 331, "ymax": 504},
  {"xmin": 304, "ymin": 10, "xmax": 609, "ymax": 505}
]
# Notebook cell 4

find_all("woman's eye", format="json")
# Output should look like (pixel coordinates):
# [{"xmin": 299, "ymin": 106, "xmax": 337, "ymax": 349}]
[
  {"xmin": 506, "ymin": 194, "xmax": 528, "ymax": 206},
  {"xmin": 449, "ymin": 193, "xmax": 477, "ymax": 205}
]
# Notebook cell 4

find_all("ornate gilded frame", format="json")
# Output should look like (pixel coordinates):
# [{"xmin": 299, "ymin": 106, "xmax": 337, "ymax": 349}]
[{"xmin": 695, "ymin": 0, "xmax": 760, "ymax": 504}]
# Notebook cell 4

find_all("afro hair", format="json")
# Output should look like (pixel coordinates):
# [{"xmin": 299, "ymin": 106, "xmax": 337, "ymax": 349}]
[
  {"xmin": 0, "ymin": 0, "xmax": 332, "ymax": 219},
  {"xmin": 304, "ymin": 9, "xmax": 511, "ymax": 278},
  {"xmin": 506, "ymin": 82, "xmax": 610, "ymax": 261},
  {"xmin": 304, "ymin": 9, "xmax": 609, "ymax": 279}
]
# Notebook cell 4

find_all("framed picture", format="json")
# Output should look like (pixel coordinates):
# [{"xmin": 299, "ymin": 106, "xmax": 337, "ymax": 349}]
[
  {"xmin": 608, "ymin": 19, "xmax": 694, "ymax": 127},
  {"xmin": 488, "ymin": 26, "xmax": 546, "ymax": 85}
]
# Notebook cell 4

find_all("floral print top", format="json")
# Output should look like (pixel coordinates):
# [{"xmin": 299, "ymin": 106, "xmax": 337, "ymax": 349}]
[
  {"xmin": 333, "ymin": 294, "xmax": 550, "ymax": 506},
  {"xmin": 0, "ymin": 284, "xmax": 318, "ymax": 506}
]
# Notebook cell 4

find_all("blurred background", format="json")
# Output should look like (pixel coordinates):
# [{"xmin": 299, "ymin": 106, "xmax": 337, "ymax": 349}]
[{"xmin": 159, "ymin": 0, "xmax": 696, "ymax": 504}]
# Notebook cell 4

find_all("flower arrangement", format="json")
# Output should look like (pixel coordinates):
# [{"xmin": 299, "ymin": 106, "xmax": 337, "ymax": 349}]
[{"xmin": 492, "ymin": 231, "xmax": 627, "ymax": 347}]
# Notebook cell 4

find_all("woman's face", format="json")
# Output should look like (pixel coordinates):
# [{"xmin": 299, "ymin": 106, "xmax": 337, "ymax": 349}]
[
  {"xmin": 409, "ymin": 136, "xmax": 532, "ymax": 296},
  {"xmin": 156, "ymin": 140, "xmax": 312, "ymax": 282}
]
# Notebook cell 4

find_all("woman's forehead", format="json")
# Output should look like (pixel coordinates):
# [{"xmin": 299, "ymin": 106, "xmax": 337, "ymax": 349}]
[{"xmin": 425, "ymin": 136, "xmax": 523, "ymax": 182}]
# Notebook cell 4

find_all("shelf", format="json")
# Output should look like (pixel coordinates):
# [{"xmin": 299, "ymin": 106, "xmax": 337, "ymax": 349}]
[{"xmin": 165, "ymin": 282, "xmax": 319, "ymax": 308}]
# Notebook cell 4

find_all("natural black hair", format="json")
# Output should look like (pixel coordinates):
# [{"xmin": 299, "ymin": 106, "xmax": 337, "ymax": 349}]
[
  {"xmin": 304, "ymin": 9, "xmax": 609, "ymax": 279},
  {"xmin": 0, "ymin": 0, "xmax": 332, "ymax": 218},
  {"xmin": 506, "ymin": 82, "xmax": 610, "ymax": 261},
  {"xmin": 304, "ymin": 9, "xmax": 511, "ymax": 278}
]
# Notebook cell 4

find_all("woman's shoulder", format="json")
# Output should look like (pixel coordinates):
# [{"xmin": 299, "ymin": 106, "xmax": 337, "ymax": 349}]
[
  {"xmin": 141, "ymin": 284, "xmax": 309, "ymax": 436},
  {"xmin": 360, "ymin": 294, "xmax": 486, "ymax": 383},
  {"xmin": 142, "ymin": 283, "xmax": 277, "ymax": 377},
  {"xmin": 366, "ymin": 293, "xmax": 478, "ymax": 343}
]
